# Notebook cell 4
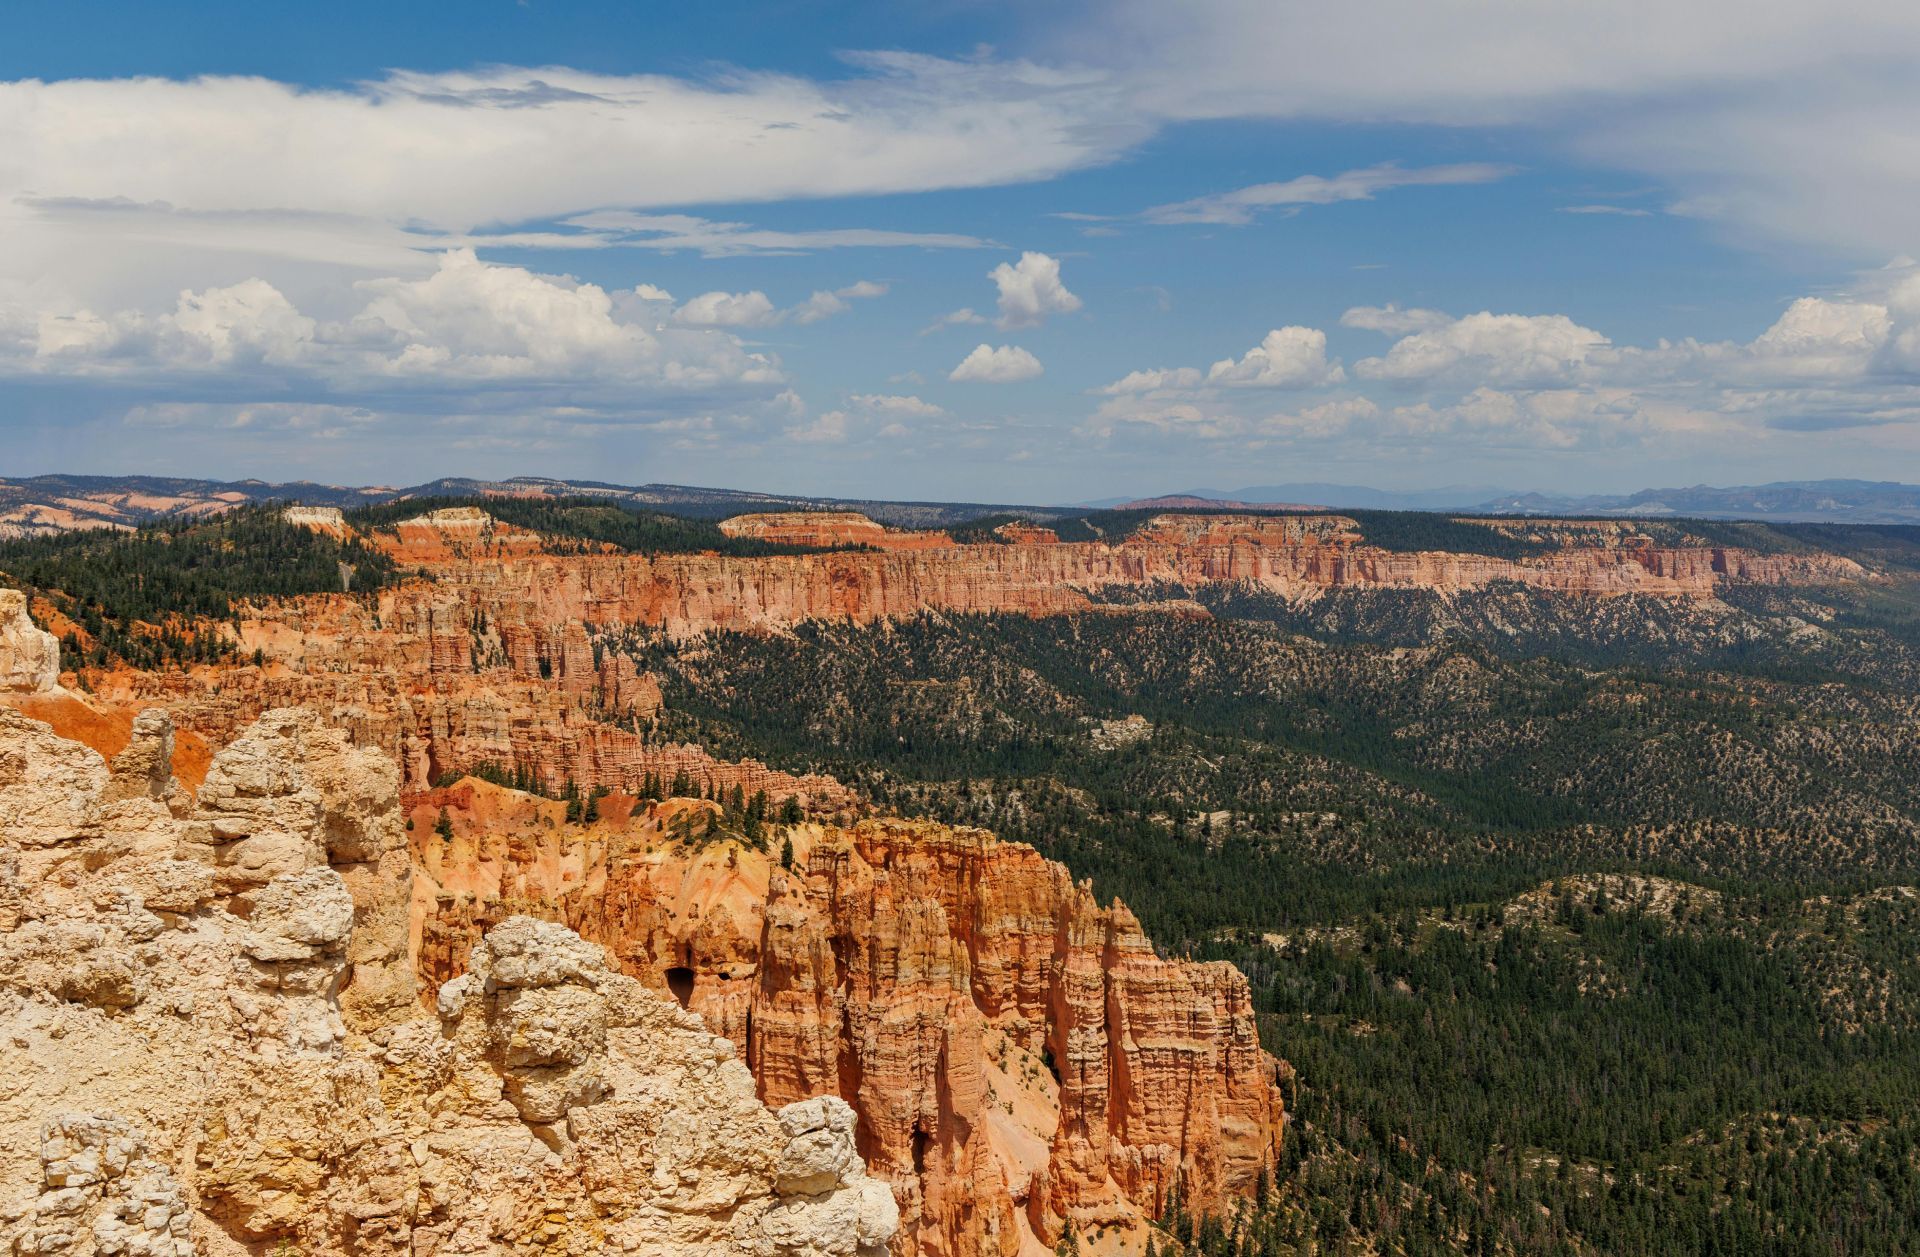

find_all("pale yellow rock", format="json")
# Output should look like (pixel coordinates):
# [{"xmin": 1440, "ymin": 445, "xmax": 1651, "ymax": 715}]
[
  {"xmin": 2, "ymin": 1114, "xmax": 194, "ymax": 1256},
  {"xmin": 0, "ymin": 707, "xmax": 105, "ymax": 849},
  {"xmin": 0, "ymin": 707, "xmax": 899, "ymax": 1257},
  {"xmin": 0, "ymin": 590, "xmax": 58, "ymax": 695}
]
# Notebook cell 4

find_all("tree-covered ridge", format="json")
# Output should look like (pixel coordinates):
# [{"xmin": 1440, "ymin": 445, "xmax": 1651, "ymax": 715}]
[
  {"xmin": 993, "ymin": 505, "xmax": 1568, "ymax": 556},
  {"xmin": 0, "ymin": 504, "xmax": 395, "ymax": 669},
  {"xmin": 944, "ymin": 513, "xmax": 1026, "ymax": 544},
  {"xmin": 345, "ymin": 495, "xmax": 872, "ymax": 557},
  {"xmin": 995, "ymin": 504, "xmax": 1904, "ymax": 560},
  {"xmin": 614, "ymin": 596, "xmax": 1920, "ymax": 1253},
  {"xmin": 1165, "ymin": 879, "xmax": 1920, "ymax": 1256},
  {"xmin": 1206, "ymin": 579, "xmax": 1920, "ymax": 680},
  {"xmin": 626, "ymin": 608, "xmax": 1920, "ymax": 923}
]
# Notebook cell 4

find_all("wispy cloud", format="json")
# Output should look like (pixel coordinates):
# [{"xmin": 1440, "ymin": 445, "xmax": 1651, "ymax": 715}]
[
  {"xmin": 1558, "ymin": 204, "xmax": 1654, "ymax": 217},
  {"xmin": 554, "ymin": 212, "xmax": 989, "ymax": 257},
  {"xmin": 1141, "ymin": 162, "xmax": 1514, "ymax": 226},
  {"xmin": 920, "ymin": 308, "xmax": 989, "ymax": 336}
]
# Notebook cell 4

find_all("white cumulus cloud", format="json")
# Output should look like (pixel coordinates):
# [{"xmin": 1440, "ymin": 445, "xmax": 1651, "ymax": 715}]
[
  {"xmin": 1095, "ymin": 367, "xmax": 1205, "ymax": 395},
  {"xmin": 674, "ymin": 282, "xmax": 887, "ymax": 329},
  {"xmin": 1096, "ymin": 327, "xmax": 1342, "ymax": 394},
  {"xmin": 921, "ymin": 308, "xmax": 990, "ymax": 335},
  {"xmin": 1207, "ymin": 327, "xmax": 1345, "ymax": 387},
  {"xmin": 990, "ymin": 252, "xmax": 1082, "ymax": 329},
  {"xmin": 672, "ymin": 291, "xmax": 784, "ymax": 329},
  {"xmin": 791, "ymin": 281, "xmax": 890, "ymax": 325},
  {"xmin": 1747, "ymin": 297, "xmax": 1891, "ymax": 378},
  {"xmin": 848, "ymin": 392, "xmax": 946, "ymax": 418},
  {"xmin": 950, "ymin": 343, "xmax": 1044, "ymax": 383},
  {"xmin": 1355, "ymin": 312, "xmax": 1612, "ymax": 385},
  {"xmin": 9, "ymin": 249, "xmax": 783, "ymax": 398}
]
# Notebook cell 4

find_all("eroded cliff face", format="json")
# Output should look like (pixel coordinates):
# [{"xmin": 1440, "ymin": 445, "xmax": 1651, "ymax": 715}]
[
  {"xmin": 408, "ymin": 787, "xmax": 1284, "ymax": 1256},
  {"xmin": 0, "ymin": 706, "xmax": 898, "ymax": 1257},
  {"xmin": 77, "ymin": 601, "xmax": 850, "ymax": 814},
  {"xmin": 20, "ymin": 510, "xmax": 1867, "ymax": 818},
  {"xmin": 368, "ymin": 510, "xmax": 1865, "ymax": 642},
  {"xmin": 717, "ymin": 513, "xmax": 952, "ymax": 551}
]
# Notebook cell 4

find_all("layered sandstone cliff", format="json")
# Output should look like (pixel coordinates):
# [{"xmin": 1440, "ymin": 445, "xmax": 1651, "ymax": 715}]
[
  {"xmin": 0, "ymin": 619, "xmax": 1272, "ymax": 1257},
  {"xmin": 717, "ymin": 513, "xmax": 948, "ymax": 551},
  {"xmin": 79, "ymin": 600, "xmax": 851, "ymax": 813},
  {"xmin": 408, "ymin": 786, "xmax": 1285, "ymax": 1256},
  {"xmin": 0, "ymin": 705, "xmax": 898, "ymax": 1256},
  {"xmin": 14, "ymin": 508, "xmax": 1868, "ymax": 816},
  {"xmin": 359, "ymin": 510, "xmax": 1870, "ymax": 643}
]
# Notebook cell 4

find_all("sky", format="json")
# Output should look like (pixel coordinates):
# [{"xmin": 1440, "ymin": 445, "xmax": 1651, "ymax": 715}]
[{"xmin": 5, "ymin": 1, "xmax": 1920, "ymax": 503}]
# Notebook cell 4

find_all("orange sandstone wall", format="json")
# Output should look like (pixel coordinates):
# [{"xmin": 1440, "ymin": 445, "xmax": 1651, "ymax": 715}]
[
  {"xmin": 409, "ymin": 796, "xmax": 1283, "ymax": 1257},
  {"xmin": 372, "ymin": 512, "xmax": 1868, "ymax": 641},
  {"xmin": 76, "ymin": 509, "xmax": 1862, "ymax": 820}
]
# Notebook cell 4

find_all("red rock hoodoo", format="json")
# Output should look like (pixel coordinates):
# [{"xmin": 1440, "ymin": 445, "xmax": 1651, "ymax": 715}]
[{"xmin": 409, "ymin": 788, "xmax": 1282, "ymax": 1257}]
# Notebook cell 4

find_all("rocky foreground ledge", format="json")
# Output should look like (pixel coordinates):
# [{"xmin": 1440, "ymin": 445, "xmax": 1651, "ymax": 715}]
[{"xmin": 0, "ymin": 703, "xmax": 897, "ymax": 1256}]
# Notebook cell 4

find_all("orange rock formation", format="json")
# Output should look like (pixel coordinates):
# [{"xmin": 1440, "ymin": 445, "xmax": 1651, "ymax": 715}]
[
  {"xmin": 719, "ymin": 511, "xmax": 954, "ymax": 551},
  {"xmin": 36, "ymin": 507, "xmax": 1864, "ymax": 832},
  {"xmin": 409, "ymin": 785, "xmax": 1282, "ymax": 1256},
  {"xmin": 364, "ymin": 510, "xmax": 1867, "ymax": 642}
]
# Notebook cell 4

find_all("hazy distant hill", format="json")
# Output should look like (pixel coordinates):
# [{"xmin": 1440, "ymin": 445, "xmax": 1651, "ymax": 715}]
[
  {"xmin": 1137, "ymin": 478, "xmax": 1920, "ymax": 523},
  {"xmin": 1477, "ymin": 479, "xmax": 1920, "ymax": 523},
  {"xmin": 9, "ymin": 472, "xmax": 1920, "ymax": 538},
  {"xmin": 1113, "ymin": 493, "xmax": 1329, "ymax": 512},
  {"xmin": 1190, "ymin": 482, "xmax": 1514, "ymax": 511}
]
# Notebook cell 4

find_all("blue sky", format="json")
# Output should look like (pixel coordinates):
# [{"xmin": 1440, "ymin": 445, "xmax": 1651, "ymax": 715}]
[{"xmin": 5, "ymin": 1, "xmax": 1920, "ymax": 502}]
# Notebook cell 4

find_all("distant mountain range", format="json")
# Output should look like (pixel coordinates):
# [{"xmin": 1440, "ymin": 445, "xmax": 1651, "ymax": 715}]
[
  {"xmin": 5, "ymin": 473, "xmax": 1920, "ymax": 539},
  {"xmin": 1474, "ymin": 481, "xmax": 1920, "ymax": 523},
  {"xmin": 1112, "ymin": 479, "xmax": 1920, "ymax": 524}
]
